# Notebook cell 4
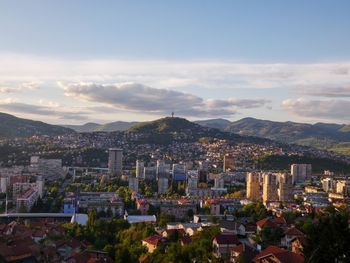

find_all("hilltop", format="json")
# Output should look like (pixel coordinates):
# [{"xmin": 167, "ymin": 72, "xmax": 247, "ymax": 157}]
[{"xmin": 0, "ymin": 112, "xmax": 74, "ymax": 139}]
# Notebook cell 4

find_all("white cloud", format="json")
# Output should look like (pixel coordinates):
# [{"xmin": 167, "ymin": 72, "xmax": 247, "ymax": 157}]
[
  {"xmin": 61, "ymin": 82, "xmax": 269, "ymax": 117},
  {"xmin": 282, "ymin": 98, "xmax": 350, "ymax": 122},
  {"xmin": 0, "ymin": 53, "xmax": 349, "ymax": 92},
  {"xmin": 0, "ymin": 81, "xmax": 41, "ymax": 93}
]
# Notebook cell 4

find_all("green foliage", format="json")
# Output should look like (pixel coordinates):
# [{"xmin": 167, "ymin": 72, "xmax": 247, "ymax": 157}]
[
  {"xmin": 302, "ymin": 207, "xmax": 350, "ymax": 262},
  {"xmin": 238, "ymin": 202, "xmax": 269, "ymax": 221},
  {"xmin": 147, "ymin": 227, "xmax": 221, "ymax": 263},
  {"xmin": 257, "ymin": 154, "xmax": 350, "ymax": 173}
]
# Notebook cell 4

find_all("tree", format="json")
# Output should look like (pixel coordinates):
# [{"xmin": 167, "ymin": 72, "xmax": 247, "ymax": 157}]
[{"xmin": 87, "ymin": 209, "xmax": 97, "ymax": 231}]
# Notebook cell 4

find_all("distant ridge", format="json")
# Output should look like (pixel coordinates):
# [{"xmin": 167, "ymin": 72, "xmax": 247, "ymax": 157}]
[
  {"xmin": 64, "ymin": 121, "xmax": 140, "ymax": 132},
  {"xmin": 0, "ymin": 112, "xmax": 74, "ymax": 139},
  {"xmin": 196, "ymin": 117, "xmax": 350, "ymax": 154}
]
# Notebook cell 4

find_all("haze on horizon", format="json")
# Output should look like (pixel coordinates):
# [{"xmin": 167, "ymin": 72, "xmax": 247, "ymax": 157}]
[{"xmin": 0, "ymin": 0, "xmax": 350, "ymax": 125}]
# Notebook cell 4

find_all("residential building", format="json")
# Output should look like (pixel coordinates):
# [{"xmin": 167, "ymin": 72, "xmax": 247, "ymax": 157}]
[
  {"xmin": 246, "ymin": 172, "xmax": 260, "ymax": 201},
  {"xmin": 128, "ymin": 176, "xmax": 139, "ymax": 193},
  {"xmin": 212, "ymin": 234, "xmax": 240, "ymax": 259},
  {"xmin": 158, "ymin": 177, "xmax": 168, "ymax": 194},
  {"xmin": 108, "ymin": 148, "xmax": 123, "ymax": 176},
  {"xmin": 291, "ymin": 164, "xmax": 312, "ymax": 184},
  {"xmin": 278, "ymin": 173, "xmax": 293, "ymax": 202},
  {"xmin": 263, "ymin": 173, "xmax": 278, "ymax": 204}
]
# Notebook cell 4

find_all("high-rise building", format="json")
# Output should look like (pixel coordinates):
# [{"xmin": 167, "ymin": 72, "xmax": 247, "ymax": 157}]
[
  {"xmin": 0, "ymin": 176, "xmax": 7, "ymax": 193},
  {"xmin": 136, "ymin": 160, "xmax": 144, "ymax": 179},
  {"xmin": 36, "ymin": 175, "xmax": 44, "ymax": 198},
  {"xmin": 223, "ymin": 154, "xmax": 235, "ymax": 172},
  {"xmin": 246, "ymin": 172, "xmax": 260, "ymax": 201},
  {"xmin": 158, "ymin": 177, "xmax": 168, "ymax": 194},
  {"xmin": 129, "ymin": 176, "xmax": 139, "ymax": 193},
  {"xmin": 157, "ymin": 160, "xmax": 168, "ymax": 178},
  {"xmin": 278, "ymin": 173, "xmax": 293, "ymax": 202},
  {"xmin": 263, "ymin": 173, "xmax": 278, "ymax": 204},
  {"xmin": 108, "ymin": 148, "xmax": 123, "ymax": 176},
  {"xmin": 214, "ymin": 176, "xmax": 225, "ymax": 188},
  {"xmin": 321, "ymin": 178, "xmax": 334, "ymax": 192},
  {"xmin": 291, "ymin": 164, "xmax": 312, "ymax": 184}
]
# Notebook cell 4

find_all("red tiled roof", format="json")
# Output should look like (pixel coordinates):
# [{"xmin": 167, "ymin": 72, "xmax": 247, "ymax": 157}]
[
  {"xmin": 253, "ymin": 246, "xmax": 304, "ymax": 263},
  {"xmin": 213, "ymin": 234, "xmax": 240, "ymax": 245},
  {"xmin": 256, "ymin": 217, "xmax": 286, "ymax": 229},
  {"xmin": 284, "ymin": 227, "xmax": 304, "ymax": 237},
  {"xmin": 142, "ymin": 235, "xmax": 165, "ymax": 246}
]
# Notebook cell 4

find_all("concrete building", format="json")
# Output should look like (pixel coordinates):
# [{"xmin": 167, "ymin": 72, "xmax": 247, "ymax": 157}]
[
  {"xmin": 336, "ymin": 180, "xmax": 350, "ymax": 195},
  {"xmin": 144, "ymin": 166, "xmax": 157, "ymax": 181},
  {"xmin": 108, "ymin": 148, "xmax": 123, "ymax": 176},
  {"xmin": 172, "ymin": 163, "xmax": 186, "ymax": 181},
  {"xmin": 223, "ymin": 154, "xmax": 235, "ymax": 172},
  {"xmin": 135, "ymin": 160, "xmax": 144, "ymax": 179},
  {"xmin": 321, "ymin": 178, "xmax": 334, "ymax": 192},
  {"xmin": 0, "ymin": 176, "xmax": 7, "ymax": 193},
  {"xmin": 291, "ymin": 164, "xmax": 312, "ymax": 184},
  {"xmin": 263, "ymin": 173, "xmax": 278, "ymax": 204},
  {"xmin": 158, "ymin": 177, "xmax": 168, "ymax": 195},
  {"xmin": 36, "ymin": 176, "xmax": 44, "ymax": 198},
  {"xmin": 16, "ymin": 189, "xmax": 39, "ymax": 212},
  {"xmin": 278, "ymin": 173, "xmax": 293, "ymax": 202},
  {"xmin": 246, "ymin": 172, "xmax": 260, "ymax": 201},
  {"xmin": 128, "ymin": 176, "xmax": 139, "ymax": 193}
]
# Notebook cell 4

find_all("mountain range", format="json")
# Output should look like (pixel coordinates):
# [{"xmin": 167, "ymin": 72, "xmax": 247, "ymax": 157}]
[
  {"xmin": 0, "ymin": 112, "xmax": 73, "ymax": 139},
  {"xmin": 1, "ymin": 111, "xmax": 350, "ymax": 154}
]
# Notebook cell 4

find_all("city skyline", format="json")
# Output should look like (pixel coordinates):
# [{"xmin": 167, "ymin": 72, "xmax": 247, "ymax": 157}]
[{"xmin": 1, "ymin": 1, "xmax": 350, "ymax": 124}]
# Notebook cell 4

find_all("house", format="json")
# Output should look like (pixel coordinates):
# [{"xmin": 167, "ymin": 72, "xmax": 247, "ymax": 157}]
[
  {"xmin": 256, "ymin": 216, "xmax": 287, "ymax": 232},
  {"xmin": 291, "ymin": 236, "xmax": 307, "ymax": 255},
  {"xmin": 281, "ymin": 227, "xmax": 305, "ymax": 250},
  {"xmin": 220, "ymin": 220, "xmax": 246, "ymax": 236},
  {"xmin": 66, "ymin": 250, "xmax": 113, "ymax": 263},
  {"xmin": 253, "ymin": 245, "xmax": 304, "ymax": 263},
  {"xmin": 32, "ymin": 230, "xmax": 46, "ymax": 243},
  {"xmin": 161, "ymin": 229, "xmax": 186, "ymax": 238},
  {"xmin": 142, "ymin": 235, "xmax": 166, "ymax": 253},
  {"xmin": 230, "ymin": 243, "xmax": 258, "ymax": 263},
  {"xmin": 212, "ymin": 234, "xmax": 240, "ymax": 258},
  {"xmin": 55, "ymin": 239, "xmax": 83, "ymax": 260}
]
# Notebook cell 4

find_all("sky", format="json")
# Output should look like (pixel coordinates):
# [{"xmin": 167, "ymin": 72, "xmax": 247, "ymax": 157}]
[{"xmin": 0, "ymin": 0, "xmax": 350, "ymax": 124}]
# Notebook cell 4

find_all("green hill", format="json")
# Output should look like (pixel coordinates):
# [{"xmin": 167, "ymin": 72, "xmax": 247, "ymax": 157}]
[
  {"xmin": 64, "ymin": 121, "xmax": 139, "ymax": 132},
  {"xmin": 196, "ymin": 117, "xmax": 350, "ymax": 154},
  {"xmin": 0, "ymin": 112, "xmax": 74, "ymax": 139},
  {"xmin": 128, "ymin": 117, "xmax": 201, "ymax": 133}
]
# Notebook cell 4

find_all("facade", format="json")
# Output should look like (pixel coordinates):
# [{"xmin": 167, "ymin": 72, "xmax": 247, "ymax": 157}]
[
  {"xmin": 223, "ymin": 155, "xmax": 235, "ymax": 172},
  {"xmin": 246, "ymin": 172, "xmax": 260, "ymax": 201},
  {"xmin": 158, "ymin": 177, "xmax": 168, "ymax": 194},
  {"xmin": 291, "ymin": 164, "xmax": 312, "ymax": 184},
  {"xmin": 128, "ymin": 176, "xmax": 139, "ymax": 193},
  {"xmin": 160, "ymin": 203, "xmax": 197, "ymax": 220},
  {"xmin": 278, "ymin": 173, "xmax": 293, "ymax": 202},
  {"xmin": 77, "ymin": 192, "xmax": 124, "ymax": 216},
  {"xmin": 321, "ymin": 178, "xmax": 334, "ymax": 192},
  {"xmin": 135, "ymin": 160, "xmax": 144, "ymax": 179},
  {"xmin": 263, "ymin": 173, "xmax": 278, "ymax": 204},
  {"xmin": 16, "ymin": 189, "xmax": 39, "ymax": 212},
  {"xmin": 108, "ymin": 148, "xmax": 123, "ymax": 176}
]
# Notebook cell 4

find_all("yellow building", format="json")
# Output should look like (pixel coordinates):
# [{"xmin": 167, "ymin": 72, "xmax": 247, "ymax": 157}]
[
  {"xmin": 263, "ymin": 173, "xmax": 278, "ymax": 204},
  {"xmin": 246, "ymin": 172, "xmax": 260, "ymax": 201},
  {"xmin": 278, "ymin": 173, "xmax": 293, "ymax": 202}
]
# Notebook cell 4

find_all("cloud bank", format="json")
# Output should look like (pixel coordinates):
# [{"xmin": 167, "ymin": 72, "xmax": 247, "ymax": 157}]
[{"xmin": 62, "ymin": 82, "xmax": 269, "ymax": 117}]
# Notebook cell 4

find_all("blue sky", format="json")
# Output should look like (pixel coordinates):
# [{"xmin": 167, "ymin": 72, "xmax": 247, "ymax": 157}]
[{"xmin": 0, "ymin": 0, "xmax": 350, "ymax": 124}]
